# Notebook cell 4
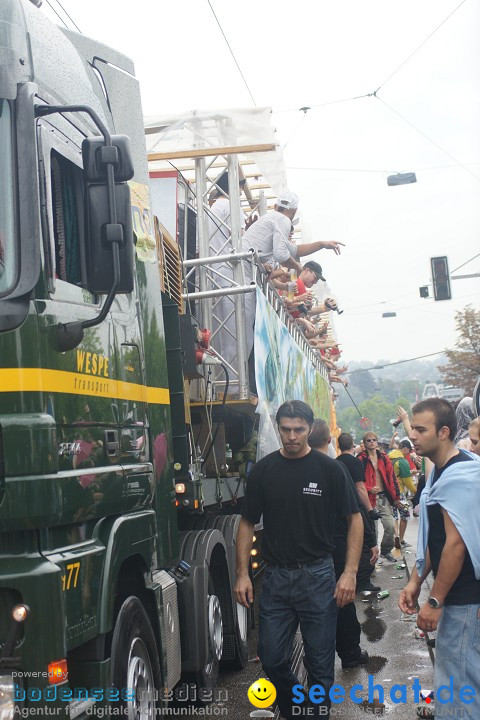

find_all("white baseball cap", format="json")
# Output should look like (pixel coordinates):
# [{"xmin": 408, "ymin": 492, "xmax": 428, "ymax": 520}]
[{"xmin": 275, "ymin": 191, "xmax": 299, "ymax": 210}]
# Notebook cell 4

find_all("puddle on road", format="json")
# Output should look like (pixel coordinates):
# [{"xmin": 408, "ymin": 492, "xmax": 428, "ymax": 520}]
[
  {"xmin": 366, "ymin": 655, "xmax": 388, "ymax": 674},
  {"xmin": 361, "ymin": 605, "xmax": 387, "ymax": 642}
]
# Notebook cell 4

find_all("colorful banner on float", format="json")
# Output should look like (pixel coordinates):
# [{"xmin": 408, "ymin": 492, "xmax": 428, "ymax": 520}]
[{"xmin": 254, "ymin": 288, "xmax": 330, "ymax": 422}]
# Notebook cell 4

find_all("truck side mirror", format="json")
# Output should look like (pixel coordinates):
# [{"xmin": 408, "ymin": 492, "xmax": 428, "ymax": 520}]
[
  {"xmin": 82, "ymin": 134, "xmax": 134, "ymax": 183},
  {"xmin": 82, "ymin": 135, "xmax": 134, "ymax": 294},
  {"xmin": 35, "ymin": 105, "xmax": 137, "ymax": 351}
]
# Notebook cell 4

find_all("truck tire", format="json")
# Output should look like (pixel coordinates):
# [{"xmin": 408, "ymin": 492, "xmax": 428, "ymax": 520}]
[
  {"xmin": 220, "ymin": 514, "xmax": 252, "ymax": 668},
  {"xmin": 111, "ymin": 596, "xmax": 162, "ymax": 718},
  {"xmin": 232, "ymin": 598, "xmax": 249, "ymax": 669},
  {"xmin": 195, "ymin": 514, "xmax": 251, "ymax": 669},
  {"xmin": 195, "ymin": 574, "xmax": 223, "ymax": 692}
]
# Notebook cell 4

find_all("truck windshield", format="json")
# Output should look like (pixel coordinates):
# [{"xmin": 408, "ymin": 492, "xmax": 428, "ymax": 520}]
[{"xmin": 0, "ymin": 100, "xmax": 16, "ymax": 294}]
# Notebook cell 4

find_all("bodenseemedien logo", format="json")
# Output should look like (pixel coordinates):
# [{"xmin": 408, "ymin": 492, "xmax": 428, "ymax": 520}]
[{"xmin": 248, "ymin": 678, "xmax": 276, "ymax": 718}]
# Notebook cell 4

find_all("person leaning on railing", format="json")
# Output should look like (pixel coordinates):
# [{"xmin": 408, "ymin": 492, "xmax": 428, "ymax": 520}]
[
  {"xmin": 242, "ymin": 190, "xmax": 344, "ymax": 357},
  {"xmin": 308, "ymin": 338, "xmax": 338, "ymax": 351},
  {"xmin": 304, "ymin": 320, "xmax": 329, "ymax": 341},
  {"xmin": 263, "ymin": 264, "xmax": 296, "ymax": 292}
]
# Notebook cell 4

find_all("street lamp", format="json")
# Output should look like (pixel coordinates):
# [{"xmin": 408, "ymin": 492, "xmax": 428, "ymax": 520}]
[{"xmin": 387, "ymin": 172, "xmax": 417, "ymax": 186}]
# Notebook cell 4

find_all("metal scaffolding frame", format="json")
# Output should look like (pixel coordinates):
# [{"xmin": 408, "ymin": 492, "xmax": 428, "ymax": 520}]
[
  {"xmin": 148, "ymin": 139, "xmax": 328, "ymax": 402},
  {"xmin": 170, "ymin": 146, "xmax": 259, "ymax": 399}
]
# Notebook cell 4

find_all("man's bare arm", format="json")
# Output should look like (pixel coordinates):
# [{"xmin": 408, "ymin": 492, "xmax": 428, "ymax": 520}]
[
  {"xmin": 397, "ymin": 406, "xmax": 413, "ymax": 436},
  {"xmin": 355, "ymin": 480, "xmax": 373, "ymax": 512},
  {"xmin": 334, "ymin": 512, "xmax": 363, "ymax": 607},
  {"xmin": 307, "ymin": 304, "xmax": 327, "ymax": 317},
  {"xmin": 399, "ymin": 548, "xmax": 431, "ymax": 613},
  {"xmin": 281, "ymin": 254, "xmax": 303, "ymax": 273},
  {"xmin": 234, "ymin": 517, "xmax": 255, "ymax": 608},
  {"xmin": 296, "ymin": 240, "xmax": 345, "ymax": 257},
  {"xmin": 344, "ymin": 511, "xmax": 363, "ymax": 575}
]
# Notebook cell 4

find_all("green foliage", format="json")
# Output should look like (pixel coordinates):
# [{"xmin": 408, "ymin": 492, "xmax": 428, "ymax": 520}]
[
  {"xmin": 439, "ymin": 305, "xmax": 480, "ymax": 395},
  {"xmin": 349, "ymin": 369, "xmax": 377, "ymax": 398},
  {"xmin": 337, "ymin": 395, "xmax": 412, "ymax": 441}
]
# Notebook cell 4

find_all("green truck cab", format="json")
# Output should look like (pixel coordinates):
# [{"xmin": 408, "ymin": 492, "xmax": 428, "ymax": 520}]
[{"xmin": 0, "ymin": 2, "xmax": 248, "ymax": 717}]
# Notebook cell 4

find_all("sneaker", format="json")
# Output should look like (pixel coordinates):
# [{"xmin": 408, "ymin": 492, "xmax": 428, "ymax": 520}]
[
  {"xmin": 401, "ymin": 540, "xmax": 412, "ymax": 547},
  {"xmin": 380, "ymin": 552, "xmax": 397, "ymax": 563},
  {"xmin": 394, "ymin": 536, "xmax": 401, "ymax": 549},
  {"xmin": 341, "ymin": 649, "xmax": 369, "ymax": 669}
]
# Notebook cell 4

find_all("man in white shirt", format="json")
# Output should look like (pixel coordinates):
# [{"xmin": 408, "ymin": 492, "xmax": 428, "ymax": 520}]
[
  {"xmin": 242, "ymin": 191, "xmax": 301, "ymax": 273},
  {"xmin": 242, "ymin": 191, "xmax": 344, "ymax": 357},
  {"xmin": 209, "ymin": 171, "xmax": 246, "ymax": 257}
]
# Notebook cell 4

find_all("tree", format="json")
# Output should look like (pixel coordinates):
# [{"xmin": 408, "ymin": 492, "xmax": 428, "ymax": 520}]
[
  {"xmin": 337, "ymin": 395, "xmax": 412, "ymax": 441},
  {"xmin": 349, "ymin": 370, "xmax": 377, "ymax": 401},
  {"xmin": 359, "ymin": 395, "xmax": 398, "ymax": 438},
  {"xmin": 439, "ymin": 306, "xmax": 480, "ymax": 395}
]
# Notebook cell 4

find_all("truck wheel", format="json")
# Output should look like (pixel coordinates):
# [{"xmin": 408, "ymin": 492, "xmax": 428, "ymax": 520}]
[
  {"xmin": 232, "ymin": 599, "xmax": 249, "ymax": 668},
  {"xmin": 111, "ymin": 596, "xmax": 162, "ymax": 718},
  {"xmin": 196, "ymin": 577, "xmax": 223, "ymax": 692}
]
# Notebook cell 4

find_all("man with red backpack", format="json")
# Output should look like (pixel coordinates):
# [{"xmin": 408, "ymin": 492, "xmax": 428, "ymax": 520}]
[{"xmin": 357, "ymin": 432, "xmax": 403, "ymax": 562}]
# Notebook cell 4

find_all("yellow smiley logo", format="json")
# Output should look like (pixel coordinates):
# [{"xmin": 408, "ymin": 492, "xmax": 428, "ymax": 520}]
[{"xmin": 247, "ymin": 678, "xmax": 277, "ymax": 708}]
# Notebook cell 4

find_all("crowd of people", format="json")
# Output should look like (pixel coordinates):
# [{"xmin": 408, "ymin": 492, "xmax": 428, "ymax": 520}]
[
  {"xmin": 235, "ymin": 394, "xmax": 480, "ymax": 719},
  {"xmin": 211, "ymin": 175, "xmax": 480, "ymax": 719},
  {"xmin": 208, "ymin": 182, "xmax": 346, "ymax": 388}
]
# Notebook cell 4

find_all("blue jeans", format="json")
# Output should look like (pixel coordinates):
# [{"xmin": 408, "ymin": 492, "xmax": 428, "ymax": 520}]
[
  {"xmin": 258, "ymin": 557, "xmax": 337, "ymax": 719},
  {"xmin": 434, "ymin": 603, "xmax": 480, "ymax": 718}
]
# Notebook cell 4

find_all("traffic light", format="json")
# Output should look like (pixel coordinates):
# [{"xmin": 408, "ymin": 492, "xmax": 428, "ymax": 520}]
[{"xmin": 431, "ymin": 256, "xmax": 451, "ymax": 301}]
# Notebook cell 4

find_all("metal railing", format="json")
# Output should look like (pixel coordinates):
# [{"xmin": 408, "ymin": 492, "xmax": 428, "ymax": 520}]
[{"xmin": 173, "ymin": 150, "xmax": 329, "ymax": 401}]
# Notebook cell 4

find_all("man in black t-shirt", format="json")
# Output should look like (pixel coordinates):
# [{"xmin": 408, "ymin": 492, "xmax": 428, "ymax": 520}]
[
  {"xmin": 337, "ymin": 433, "xmax": 380, "ymax": 591},
  {"xmin": 309, "ymin": 421, "xmax": 373, "ymax": 669},
  {"xmin": 234, "ymin": 401, "xmax": 363, "ymax": 719},
  {"xmin": 398, "ymin": 398, "xmax": 480, "ymax": 718}
]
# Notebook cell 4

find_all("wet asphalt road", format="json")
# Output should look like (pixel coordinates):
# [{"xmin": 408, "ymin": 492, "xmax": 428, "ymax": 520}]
[{"xmin": 215, "ymin": 517, "xmax": 435, "ymax": 719}]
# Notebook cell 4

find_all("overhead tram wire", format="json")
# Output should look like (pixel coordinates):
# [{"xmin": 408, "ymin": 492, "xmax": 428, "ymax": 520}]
[
  {"xmin": 206, "ymin": 0, "xmax": 256, "ymax": 107},
  {"xmin": 286, "ymin": 161, "xmax": 480, "ymax": 173},
  {"xmin": 277, "ymin": 91, "xmax": 374, "ymax": 147},
  {"xmin": 376, "ymin": 96, "xmax": 480, "ymax": 185},
  {"xmin": 344, "ymin": 351, "xmax": 445, "ymax": 374},
  {"xmin": 343, "ymin": 292, "xmax": 480, "ymax": 318},
  {"xmin": 44, "ymin": 0, "xmax": 82, "ymax": 33},
  {"xmin": 287, "ymin": 166, "xmax": 389, "ymax": 174},
  {"xmin": 340, "ymin": 291, "xmax": 422, "ymax": 312},
  {"xmin": 451, "ymin": 253, "xmax": 480, "ymax": 274},
  {"xmin": 43, "ymin": 0, "xmax": 69, "ymax": 29},
  {"xmin": 374, "ymin": 0, "xmax": 469, "ymax": 93},
  {"xmin": 275, "ymin": 0, "xmax": 470, "ymax": 134},
  {"xmin": 51, "ymin": 0, "xmax": 82, "ymax": 33},
  {"xmin": 282, "ymin": 112, "xmax": 307, "ymax": 151},
  {"xmin": 274, "ymin": 92, "xmax": 374, "ymax": 115}
]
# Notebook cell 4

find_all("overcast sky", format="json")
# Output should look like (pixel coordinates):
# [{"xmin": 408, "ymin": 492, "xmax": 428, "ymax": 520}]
[{"xmin": 40, "ymin": 0, "xmax": 480, "ymax": 366}]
